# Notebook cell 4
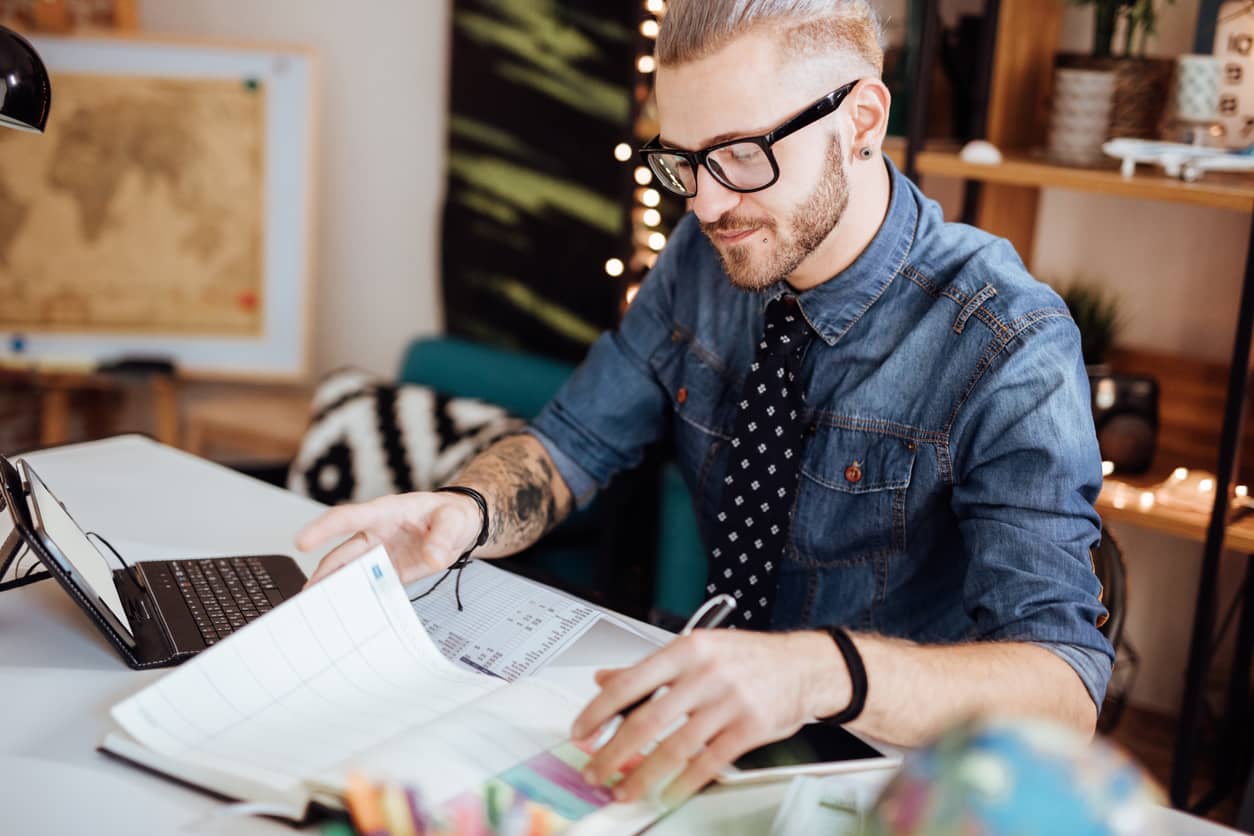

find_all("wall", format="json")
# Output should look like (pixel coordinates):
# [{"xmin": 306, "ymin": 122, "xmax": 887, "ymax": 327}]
[{"xmin": 138, "ymin": 0, "xmax": 448, "ymax": 378}]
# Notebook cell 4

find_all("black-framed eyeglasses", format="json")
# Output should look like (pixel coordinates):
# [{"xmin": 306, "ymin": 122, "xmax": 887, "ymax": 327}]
[{"xmin": 640, "ymin": 79, "xmax": 859, "ymax": 198}]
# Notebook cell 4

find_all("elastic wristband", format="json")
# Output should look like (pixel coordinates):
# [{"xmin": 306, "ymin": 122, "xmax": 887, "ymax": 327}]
[
  {"xmin": 434, "ymin": 485, "xmax": 489, "ymax": 563},
  {"xmin": 819, "ymin": 626, "xmax": 867, "ymax": 725}
]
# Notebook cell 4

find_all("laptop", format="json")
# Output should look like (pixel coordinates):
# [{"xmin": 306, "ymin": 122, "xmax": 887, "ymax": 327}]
[{"xmin": 0, "ymin": 455, "xmax": 306, "ymax": 668}]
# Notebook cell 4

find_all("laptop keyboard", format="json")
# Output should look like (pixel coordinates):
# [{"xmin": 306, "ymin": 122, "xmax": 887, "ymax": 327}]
[{"xmin": 169, "ymin": 558, "xmax": 286, "ymax": 646}]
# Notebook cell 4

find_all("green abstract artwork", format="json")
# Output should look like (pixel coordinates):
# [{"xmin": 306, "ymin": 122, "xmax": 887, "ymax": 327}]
[{"xmin": 443, "ymin": 0, "xmax": 637, "ymax": 363}]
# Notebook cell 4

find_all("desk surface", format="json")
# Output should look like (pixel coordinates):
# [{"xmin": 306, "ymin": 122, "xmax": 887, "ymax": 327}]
[{"xmin": 0, "ymin": 435, "xmax": 1239, "ymax": 836}]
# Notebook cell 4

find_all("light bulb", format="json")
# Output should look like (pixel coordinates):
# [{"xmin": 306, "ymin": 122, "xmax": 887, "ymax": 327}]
[
  {"xmin": 1199, "ymin": 478, "xmax": 1215, "ymax": 494},
  {"xmin": 1101, "ymin": 461, "xmax": 1115, "ymax": 477},
  {"xmin": 613, "ymin": 143, "xmax": 632, "ymax": 162},
  {"xmin": 648, "ymin": 232, "xmax": 667, "ymax": 250},
  {"xmin": 642, "ymin": 208, "xmax": 661, "ymax": 227},
  {"xmin": 641, "ymin": 19, "xmax": 659, "ymax": 38},
  {"xmin": 1172, "ymin": 467, "xmax": 1189, "ymax": 480},
  {"xmin": 642, "ymin": 188, "xmax": 661, "ymax": 207},
  {"xmin": 604, "ymin": 258, "xmax": 625, "ymax": 277},
  {"xmin": 646, "ymin": 0, "xmax": 665, "ymax": 13},
  {"xmin": 637, "ymin": 55, "xmax": 656, "ymax": 74},
  {"xmin": 1139, "ymin": 491, "xmax": 1155, "ymax": 511},
  {"xmin": 1238, "ymin": 485, "xmax": 1249, "ymax": 498},
  {"xmin": 634, "ymin": 166, "xmax": 653, "ymax": 185}
]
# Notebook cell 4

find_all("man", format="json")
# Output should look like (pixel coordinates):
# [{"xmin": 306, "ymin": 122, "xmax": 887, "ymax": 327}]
[{"xmin": 298, "ymin": 0, "xmax": 1111, "ymax": 807}]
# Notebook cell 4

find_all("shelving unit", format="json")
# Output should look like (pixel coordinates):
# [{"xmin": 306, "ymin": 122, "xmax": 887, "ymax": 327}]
[
  {"xmin": 916, "ymin": 148, "xmax": 1254, "ymax": 213},
  {"xmin": 908, "ymin": 0, "xmax": 1254, "ymax": 815}
]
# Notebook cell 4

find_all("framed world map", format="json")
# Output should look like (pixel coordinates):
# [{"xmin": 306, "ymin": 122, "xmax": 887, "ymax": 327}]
[{"xmin": 0, "ymin": 36, "xmax": 316, "ymax": 379}]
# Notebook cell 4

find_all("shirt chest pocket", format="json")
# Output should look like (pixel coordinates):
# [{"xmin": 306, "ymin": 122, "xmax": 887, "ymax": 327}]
[
  {"xmin": 651, "ymin": 334, "xmax": 738, "ymax": 484},
  {"xmin": 793, "ymin": 425, "xmax": 918, "ymax": 565}
]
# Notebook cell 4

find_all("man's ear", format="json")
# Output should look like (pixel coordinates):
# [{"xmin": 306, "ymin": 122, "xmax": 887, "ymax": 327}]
[{"xmin": 849, "ymin": 78, "xmax": 891, "ymax": 156}]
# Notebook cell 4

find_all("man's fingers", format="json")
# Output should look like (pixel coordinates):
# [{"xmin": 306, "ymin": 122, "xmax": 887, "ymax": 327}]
[
  {"xmin": 295, "ymin": 502, "xmax": 389, "ymax": 552},
  {"xmin": 583, "ymin": 665, "xmax": 726, "ymax": 784},
  {"xmin": 594, "ymin": 668, "xmax": 627, "ymax": 686},
  {"xmin": 304, "ymin": 531, "xmax": 374, "ymax": 587},
  {"xmin": 571, "ymin": 640, "xmax": 696, "ymax": 740},
  {"xmin": 610, "ymin": 700, "xmax": 736, "ymax": 802},
  {"xmin": 660, "ymin": 724, "xmax": 756, "ymax": 808}
]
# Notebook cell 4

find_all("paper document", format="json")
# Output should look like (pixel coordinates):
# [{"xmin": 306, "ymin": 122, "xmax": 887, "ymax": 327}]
[
  {"xmin": 111, "ymin": 547, "xmax": 512, "ymax": 794},
  {"xmin": 408, "ymin": 559, "xmax": 603, "ymax": 680}
]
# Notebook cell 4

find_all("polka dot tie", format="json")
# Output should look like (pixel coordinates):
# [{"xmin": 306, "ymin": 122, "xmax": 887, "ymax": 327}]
[{"xmin": 707, "ymin": 295, "xmax": 814, "ymax": 627}]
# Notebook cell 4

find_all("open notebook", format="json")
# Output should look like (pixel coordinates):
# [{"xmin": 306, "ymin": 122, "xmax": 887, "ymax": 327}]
[{"xmin": 100, "ymin": 547, "xmax": 663, "ymax": 832}]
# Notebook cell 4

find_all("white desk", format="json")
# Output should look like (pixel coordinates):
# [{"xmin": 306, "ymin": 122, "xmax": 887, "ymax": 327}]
[{"xmin": 0, "ymin": 436, "xmax": 1240, "ymax": 836}]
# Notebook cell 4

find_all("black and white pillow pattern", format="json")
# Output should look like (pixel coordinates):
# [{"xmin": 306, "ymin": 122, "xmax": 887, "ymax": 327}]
[{"xmin": 288, "ymin": 368, "xmax": 524, "ymax": 505}]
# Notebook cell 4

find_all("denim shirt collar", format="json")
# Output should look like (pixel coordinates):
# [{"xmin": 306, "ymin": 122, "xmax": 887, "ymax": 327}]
[{"xmin": 761, "ymin": 157, "xmax": 918, "ymax": 347}]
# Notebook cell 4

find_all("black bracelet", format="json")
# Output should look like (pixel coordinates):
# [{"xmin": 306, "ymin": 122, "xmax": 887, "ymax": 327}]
[
  {"xmin": 434, "ymin": 485, "xmax": 490, "ymax": 555},
  {"xmin": 420, "ymin": 486, "xmax": 490, "ymax": 612},
  {"xmin": 818, "ymin": 626, "xmax": 868, "ymax": 725}
]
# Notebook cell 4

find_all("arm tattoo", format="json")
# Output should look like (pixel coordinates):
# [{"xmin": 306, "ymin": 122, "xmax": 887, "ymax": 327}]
[{"xmin": 451, "ymin": 434, "xmax": 572, "ymax": 556}]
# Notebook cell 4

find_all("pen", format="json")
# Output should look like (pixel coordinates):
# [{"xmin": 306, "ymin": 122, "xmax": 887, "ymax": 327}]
[{"xmin": 592, "ymin": 594, "xmax": 736, "ymax": 750}]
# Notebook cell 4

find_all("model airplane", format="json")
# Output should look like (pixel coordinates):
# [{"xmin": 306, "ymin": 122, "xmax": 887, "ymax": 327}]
[{"xmin": 1102, "ymin": 138, "xmax": 1254, "ymax": 183}]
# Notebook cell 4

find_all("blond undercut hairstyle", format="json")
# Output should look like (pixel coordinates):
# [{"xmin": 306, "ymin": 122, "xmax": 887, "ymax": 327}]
[{"xmin": 656, "ymin": 0, "xmax": 884, "ymax": 77}]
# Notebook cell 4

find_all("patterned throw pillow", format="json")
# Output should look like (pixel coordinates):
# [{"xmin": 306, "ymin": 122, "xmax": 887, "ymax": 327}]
[{"xmin": 287, "ymin": 368, "xmax": 524, "ymax": 505}]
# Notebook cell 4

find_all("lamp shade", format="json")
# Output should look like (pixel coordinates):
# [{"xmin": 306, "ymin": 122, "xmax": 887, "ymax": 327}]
[{"xmin": 0, "ymin": 26, "xmax": 49, "ymax": 133}]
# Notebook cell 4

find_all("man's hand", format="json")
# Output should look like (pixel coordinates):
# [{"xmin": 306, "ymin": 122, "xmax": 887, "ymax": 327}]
[
  {"xmin": 570, "ymin": 630, "xmax": 846, "ymax": 806},
  {"xmin": 296, "ymin": 491, "xmax": 483, "ymax": 586}
]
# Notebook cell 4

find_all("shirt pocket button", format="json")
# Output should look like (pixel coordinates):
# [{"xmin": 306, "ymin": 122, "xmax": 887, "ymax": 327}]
[
  {"xmin": 677, "ymin": 386, "xmax": 688, "ymax": 404},
  {"xmin": 844, "ymin": 462, "xmax": 863, "ymax": 484}
]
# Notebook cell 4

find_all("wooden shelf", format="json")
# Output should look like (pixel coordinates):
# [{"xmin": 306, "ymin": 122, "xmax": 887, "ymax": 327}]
[
  {"xmin": 915, "ymin": 148, "xmax": 1254, "ymax": 214},
  {"xmin": 1097, "ymin": 475, "xmax": 1254, "ymax": 554}
]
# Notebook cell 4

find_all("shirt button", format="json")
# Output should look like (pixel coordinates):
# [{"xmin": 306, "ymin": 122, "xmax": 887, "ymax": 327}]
[
  {"xmin": 905, "ymin": 440, "xmax": 917, "ymax": 452},
  {"xmin": 677, "ymin": 386, "xmax": 688, "ymax": 404},
  {"xmin": 844, "ymin": 463, "xmax": 863, "ymax": 484},
  {"xmin": 671, "ymin": 329, "xmax": 683, "ymax": 342}
]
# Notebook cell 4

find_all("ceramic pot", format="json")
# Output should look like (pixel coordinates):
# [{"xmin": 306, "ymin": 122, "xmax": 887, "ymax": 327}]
[
  {"xmin": 1048, "ymin": 67, "xmax": 1116, "ymax": 165},
  {"xmin": 1057, "ymin": 54, "xmax": 1175, "ymax": 140}
]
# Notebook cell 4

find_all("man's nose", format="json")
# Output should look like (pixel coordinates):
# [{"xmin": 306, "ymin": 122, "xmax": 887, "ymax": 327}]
[{"xmin": 690, "ymin": 165, "xmax": 741, "ymax": 224}]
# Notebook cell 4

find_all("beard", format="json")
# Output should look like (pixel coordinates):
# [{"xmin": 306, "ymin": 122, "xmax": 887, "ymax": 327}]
[{"xmin": 701, "ymin": 136, "xmax": 849, "ymax": 291}]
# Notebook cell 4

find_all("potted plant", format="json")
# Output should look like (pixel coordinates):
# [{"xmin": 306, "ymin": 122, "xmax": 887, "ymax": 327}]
[
  {"xmin": 1057, "ymin": 280, "xmax": 1124, "ymax": 373},
  {"xmin": 1057, "ymin": 0, "xmax": 1177, "ymax": 140}
]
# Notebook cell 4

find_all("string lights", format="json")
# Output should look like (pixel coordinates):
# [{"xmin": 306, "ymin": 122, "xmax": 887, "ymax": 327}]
[
  {"xmin": 1101, "ymin": 462, "xmax": 1252, "ymax": 518},
  {"xmin": 607, "ymin": 0, "xmax": 675, "ymax": 308}
]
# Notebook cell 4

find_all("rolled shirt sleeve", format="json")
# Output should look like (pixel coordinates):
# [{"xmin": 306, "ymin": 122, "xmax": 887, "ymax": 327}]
[
  {"xmin": 528, "ymin": 220, "xmax": 693, "ymax": 509},
  {"xmin": 951, "ymin": 310, "xmax": 1115, "ymax": 707}
]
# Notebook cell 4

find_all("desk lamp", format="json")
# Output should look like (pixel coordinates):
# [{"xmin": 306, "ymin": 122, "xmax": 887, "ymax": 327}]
[{"xmin": 0, "ymin": 25, "xmax": 49, "ymax": 132}]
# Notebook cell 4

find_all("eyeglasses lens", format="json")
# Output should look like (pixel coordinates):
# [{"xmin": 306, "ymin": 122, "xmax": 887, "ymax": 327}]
[
  {"xmin": 706, "ymin": 142, "xmax": 773, "ymax": 191},
  {"xmin": 648, "ymin": 153, "xmax": 696, "ymax": 197}
]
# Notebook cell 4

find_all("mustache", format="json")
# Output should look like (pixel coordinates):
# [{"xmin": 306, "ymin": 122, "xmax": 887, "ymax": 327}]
[{"xmin": 700, "ymin": 214, "xmax": 776, "ymax": 237}]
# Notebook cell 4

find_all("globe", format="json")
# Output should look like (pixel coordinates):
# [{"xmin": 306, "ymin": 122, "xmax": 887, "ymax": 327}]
[{"xmin": 865, "ymin": 717, "xmax": 1165, "ymax": 836}]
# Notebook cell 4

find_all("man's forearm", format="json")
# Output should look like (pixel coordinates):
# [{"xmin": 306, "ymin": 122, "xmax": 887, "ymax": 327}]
[
  {"xmin": 449, "ymin": 433, "xmax": 574, "ymax": 558},
  {"xmin": 800, "ymin": 632, "xmax": 1097, "ymax": 745}
]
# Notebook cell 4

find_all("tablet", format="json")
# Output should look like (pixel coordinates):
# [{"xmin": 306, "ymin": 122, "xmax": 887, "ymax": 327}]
[
  {"xmin": 716, "ymin": 722, "xmax": 900, "ymax": 784},
  {"xmin": 0, "ymin": 455, "xmax": 136, "ymax": 646}
]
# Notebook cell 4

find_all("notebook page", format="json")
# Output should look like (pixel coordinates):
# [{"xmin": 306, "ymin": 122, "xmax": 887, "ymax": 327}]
[
  {"xmin": 110, "ymin": 546, "xmax": 503, "ymax": 794},
  {"xmin": 315, "ymin": 675, "xmax": 587, "ymax": 805}
]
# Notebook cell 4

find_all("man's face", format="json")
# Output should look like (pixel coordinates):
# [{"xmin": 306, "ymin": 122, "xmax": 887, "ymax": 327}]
[{"xmin": 655, "ymin": 32, "xmax": 851, "ymax": 290}]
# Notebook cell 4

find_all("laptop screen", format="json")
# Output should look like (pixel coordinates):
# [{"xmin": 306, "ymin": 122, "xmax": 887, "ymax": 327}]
[{"xmin": 24, "ymin": 463, "xmax": 134, "ymax": 638}]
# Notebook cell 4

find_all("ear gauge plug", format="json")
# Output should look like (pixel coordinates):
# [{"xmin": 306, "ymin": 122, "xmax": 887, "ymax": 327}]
[{"xmin": 859, "ymin": 146, "xmax": 874, "ymax": 160}]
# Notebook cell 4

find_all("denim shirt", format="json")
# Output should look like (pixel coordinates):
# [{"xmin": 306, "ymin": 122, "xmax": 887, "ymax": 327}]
[{"xmin": 529, "ymin": 160, "xmax": 1114, "ymax": 707}]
